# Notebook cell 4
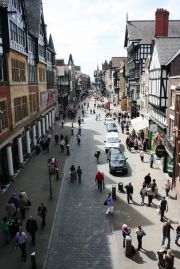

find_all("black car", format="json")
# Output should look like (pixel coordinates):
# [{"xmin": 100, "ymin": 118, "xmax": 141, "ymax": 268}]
[
  {"xmin": 106, "ymin": 123, "xmax": 118, "ymax": 132},
  {"xmin": 107, "ymin": 148, "xmax": 128, "ymax": 174}
]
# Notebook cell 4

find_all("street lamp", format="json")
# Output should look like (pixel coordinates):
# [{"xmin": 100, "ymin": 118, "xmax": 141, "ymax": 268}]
[{"xmin": 49, "ymin": 170, "xmax": 52, "ymax": 200}]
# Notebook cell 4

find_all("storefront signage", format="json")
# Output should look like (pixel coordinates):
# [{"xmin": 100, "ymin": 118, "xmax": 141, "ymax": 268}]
[
  {"xmin": 156, "ymin": 144, "xmax": 166, "ymax": 158},
  {"xmin": 150, "ymin": 124, "xmax": 157, "ymax": 132}
]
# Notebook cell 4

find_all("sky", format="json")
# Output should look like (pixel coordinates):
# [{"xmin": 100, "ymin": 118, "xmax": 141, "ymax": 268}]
[{"xmin": 43, "ymin": 0, "xmax": 179, "ymax": 80}]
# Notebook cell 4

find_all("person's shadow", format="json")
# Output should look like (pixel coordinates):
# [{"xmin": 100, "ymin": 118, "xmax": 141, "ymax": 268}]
[{"xmin": 140, "ymin": 249, "xmax": 157, "ymax": 261}]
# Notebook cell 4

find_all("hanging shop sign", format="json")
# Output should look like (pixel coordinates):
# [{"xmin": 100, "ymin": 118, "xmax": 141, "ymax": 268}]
[
  {"xmin": 156, "ymin": 144, "xmax": 166, "ymax": 158},
  {"xmin": 150, "ymin": 124, "xmax": 157, "ymax": 132}
]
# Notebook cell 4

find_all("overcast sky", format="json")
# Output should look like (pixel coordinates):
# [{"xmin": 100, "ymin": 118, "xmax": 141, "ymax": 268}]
[{"xmin": 43, "ymin": 0, "xmax": 179, "ymax": 79}]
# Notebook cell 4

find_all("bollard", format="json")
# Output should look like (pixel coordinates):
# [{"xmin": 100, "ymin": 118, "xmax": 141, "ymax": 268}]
[
  {"xmin": 66, "ymin": 144, "xmax": 70, "ymax": 155},
  {"xmin": 56, "ymin": 168, "xmax": 59, "ymax": 179},
  {"xmin": 71, "ymin": 128, "xmax": 74, "ymax": 135},
  {"xmin": 125, "ymin": 236, "xmax": 132, "ymax": 257},
  {"xmin": 118, "ymin": 182, "xmax": 124, "ymax": 193},
  {"xmin": 31, "ymin": 252, "xmax": 37, "ymax": 269},
  {"xmin": 112, "ymin": 185, "xmax": 116, "ymax": 200}
]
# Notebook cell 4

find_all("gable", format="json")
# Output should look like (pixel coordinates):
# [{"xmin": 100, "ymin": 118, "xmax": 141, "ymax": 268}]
[{"xmin": 150, "ymin": 46, "xmax": 160, "ymax": 71}]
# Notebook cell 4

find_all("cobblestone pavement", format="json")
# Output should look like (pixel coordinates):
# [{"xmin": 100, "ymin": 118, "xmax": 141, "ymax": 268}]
[{"xmin": 45, "ymin": 99, "xmax": 180, "ymax": 269}]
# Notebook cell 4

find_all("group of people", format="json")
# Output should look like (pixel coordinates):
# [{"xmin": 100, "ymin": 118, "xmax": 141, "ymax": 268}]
[
  {"xmin": 1, "ymin": 188, "xmax": 48, "ymax": 262},
  {"xmin": 69, "ymin": 165, "xmax": 82, "ymax": 183}
]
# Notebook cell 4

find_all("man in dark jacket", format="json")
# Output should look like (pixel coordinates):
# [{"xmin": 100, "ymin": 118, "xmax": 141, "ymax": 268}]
[
  {"xmin": 125, "ymin": 183, "xmax": 133, "ymax": 204},
  {"xmin": 162, "ymin": 220, "xmax": 174, "ymax": 249},
  {"xmin": 159, "ymin": 197, "xmax": 168, "ymax": 222},
  {"xmin": 26, "ymin": 215, "xmax": 38, "ymax": 246},
  {"xmin": 144, "ymin": 173, "xmax": 151, "ymax": 186}
]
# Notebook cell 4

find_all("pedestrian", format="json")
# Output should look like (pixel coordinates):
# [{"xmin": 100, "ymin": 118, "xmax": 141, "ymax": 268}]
[
  {"xmin": 54, "ymin": 134, "xmax": 59, "ymax": 145},
  {"xmin": 121, "ymin": 224, "xmax": 131, "ymax": 248},
  {"xmin": 95, "ymin": 171, "xmax": 104, "ymax": 191},
  {"xmin": 175, "ymin": 224, "xmax": 180, "ymax": 245},
  {"xmin": 61, "ymin": 119, "xmax": 64, "ymax": 128},
  {"xmin": 78, "ymin": 127, "xmax": 81, "ymax": 136},
  {"xmin": 16, "ymin": 227, "xmax": 28, "ymax": 261},
  {"xmin": 159, "ymin": 197, "xmax": 168, "ymax": 222},
  {"xmin": 38, "ymin": 203, "xmax": 47, "ymax": 228},
  {"xmin": 76, "ymin": 166, "xmax": 82, "ymax": 183},
  {"xmin": 151, "ymin": 179, "xmax": 158, "ymax": 197},
  {"xmin": 5, "ymin": 201, "xmax": 16, "ymax": 219},
  {"xmin": 9, "ymin": 192, "xmax": 18, "ymax": 209},
  {"xmin": 139, "ymin": 150, "xmax": 144, "ymax": 162},
  {"xmin": 94, "ymin": 150, "xmax": 101, "ymax": 163},
  {"xmin": 150, "ymin": 153, "xmax": 155, "ymax": 168},
  {"xmin": 17, "ymin": 194, "xmax": 27, "ymax": 220},
  {"xmin": 9, "ymin": 217, "xmax": 22, "ymax": 239},
  {"xmin": 162, "ymin": 220, "xmax": 174, "ymax": 249},
  {"xmin": 140, "ymin": 183, "xmax": 147, "ymax": 206},
  {"xmin": 125, "ymin": 182, "xmax": 133, "ymax": 204},
  {"xmin": 26, "ymin": 215, "xmax": 38, "ymax": 246},
  {"xmin": 19, "ymin": 188, "xmax": 29, "ymax": 204},
  {"xmin": 64, "ymin": 134, "xmax": 69, "ymax": 146},
  {"xmin": 136, "ymin": 224, "xmax": 146, "ymax": 250},
  {"xmin": 1, "ymin": 217, "xmax": 10, "ymax": 243},
  {"xmin": 144, "ymin": 173, "xmax": 151, "ymax": 186},
  {"xmin": 147, "ymin": 184, "xmax": 154, "ymax": 207},
  {"xmin": 78, "ymin": 116, "xmax": 81, "ymax": 127},
  {"xmin": 121, "ymin": 123, "xmax": 124, "ymax": 134},
  {"xmin": 165, "ymin": 179, "xmax": 171, "ymax": 198},
  {"xmin": 164, "ymin": 249, "xmax": 175, "ymax": 269},
  {"xmin": 105, "ymin": 192, "xmax": 113, "ymax": 215},
  {"xmin": 60, "ymin": 137, "xmax": 65, "ymax": 152}
]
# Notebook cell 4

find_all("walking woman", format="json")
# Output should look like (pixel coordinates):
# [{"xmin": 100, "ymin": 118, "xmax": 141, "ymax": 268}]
[{"xmin": 136, "ymin": 224, "xmax": 146, "ymax": 250}]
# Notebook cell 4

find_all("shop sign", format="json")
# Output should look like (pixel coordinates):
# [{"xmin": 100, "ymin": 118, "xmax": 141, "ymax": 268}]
[
  {"xmin": 150, "ymin": 124, "xmax": 157, "ymax": 132},
  {"xmin": 156, "ymin": 144, "xmax": 166, "ymax": 158}
]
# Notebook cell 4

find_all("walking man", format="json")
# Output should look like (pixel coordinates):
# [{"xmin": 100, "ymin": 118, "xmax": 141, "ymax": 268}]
[
  {"xmin": 26, "ymin": 215, "xmax": 38, "ymax": 246},
  {"xmin": 38, "ymin": 203, "xmax": 47, "ymax": 228},
  {"xmin": 162, "ymin": 220, "xmax": 174, "ymax": 249},
  {"xmin": 76, "ymin": 166, "xmax": 82, "ymax": 183},
  {"xmin": 175, "ymin": 224, "xmax": 180, "ymax": 245},
  {"xmin": 16, "ymin": 227, "xmax": 28, "ymax": 261},
  {"xmin": 125, "ymin": 183, "xmax": 133, "ymax": 204},
  {"xmin": 95, "ymin": 171, "xmax": 104, "ymax": 191},
  {"xmin": 144, "ymin": 173, "xmax": 151, "ymax": 186},
  {"xmin": 159, "ymin": 197, "xmax": 168, "ymax": 222}
]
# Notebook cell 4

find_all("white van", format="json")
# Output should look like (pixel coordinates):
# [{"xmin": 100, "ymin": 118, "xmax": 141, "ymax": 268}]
[{"xmin": 104, "ymin": 132, "xmax": 120, "ymax": 153}]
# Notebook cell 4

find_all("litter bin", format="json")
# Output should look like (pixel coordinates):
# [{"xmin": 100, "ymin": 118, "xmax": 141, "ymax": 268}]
[
  {"xmin": 125, "ymin": 236, "xmax": 132, "ymax": 257},
  {"xmin": 112, "ymin": 185, "xmax": 116, "ymax": 200},
  {"xmin": 118, "ymin": 182, "xmax": 124, "ymax": 193}
]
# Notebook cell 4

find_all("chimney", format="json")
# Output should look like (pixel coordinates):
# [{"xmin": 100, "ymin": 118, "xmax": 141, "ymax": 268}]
[{"xmin": 155, "ymin": 8, "xmax": 169, "ymax": 37}]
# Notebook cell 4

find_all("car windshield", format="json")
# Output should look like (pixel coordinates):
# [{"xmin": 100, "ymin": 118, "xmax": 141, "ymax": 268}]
[
  {"xmin": 111, "ymin": 155, "xmax": 124, "ymax": 161},
  {"xmin": 107, "ymin": 137, "xmax": 119, "ymax": 143}
]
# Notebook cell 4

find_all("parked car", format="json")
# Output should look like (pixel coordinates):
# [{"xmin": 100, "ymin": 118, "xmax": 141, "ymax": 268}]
[
  {"xmin": 104, "ymin": 132, "xmax": 120, "ymax": 153},
  {"xmin": 107, "ymin": 147, "xmax": 128, "ymax": 175},
  {"xmin": 104, "ymin": 117, "xmax": 115, "ymax": 126},
  {"xmin": 106, "ymin": 123, "xmax": 118, "ymax": 132}
]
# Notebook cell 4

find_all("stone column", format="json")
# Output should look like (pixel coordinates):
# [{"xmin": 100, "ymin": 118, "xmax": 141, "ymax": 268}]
[
  {"xmin": 26, "ymin": 129, "xmax": 31, "ymax": 155},
  {"xmin": 17, "ymin": 136, "xmax": 23, "ymax": 166},
  {"xmin": 38, "ymin": 120, "xmax": 42, "ymax": 138},
  {"xmin": 49, "ymin": 111, "xmax": 52, "ymax": 127},
  {"xmin": 32, "ymin": 125, "xmax": 37, "ymax": 146},
  {"xmin": 6, "ymin": 145, "xmax": 14, "ymax": 177},
  {"xmin": 46, "ymin": 114, "xmax": 49, "ymax": 131},
  {"xmin": 42, "ymin": 117, "xmax": 45, "ymax": 135}
]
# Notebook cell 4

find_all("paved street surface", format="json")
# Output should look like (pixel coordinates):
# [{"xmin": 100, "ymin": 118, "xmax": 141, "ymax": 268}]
[
  {"xmin": 0, "ymin": 98, "xmax": 180, "ymax": 269},
  {"xmin": 44, "ymin": 99, "xmax": 180, "ymax": 269}
]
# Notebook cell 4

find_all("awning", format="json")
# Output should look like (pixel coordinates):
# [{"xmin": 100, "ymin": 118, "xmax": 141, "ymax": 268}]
[{"xmin": 131, "ymin": 117, "xmax": 149, "ymax": 132}]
